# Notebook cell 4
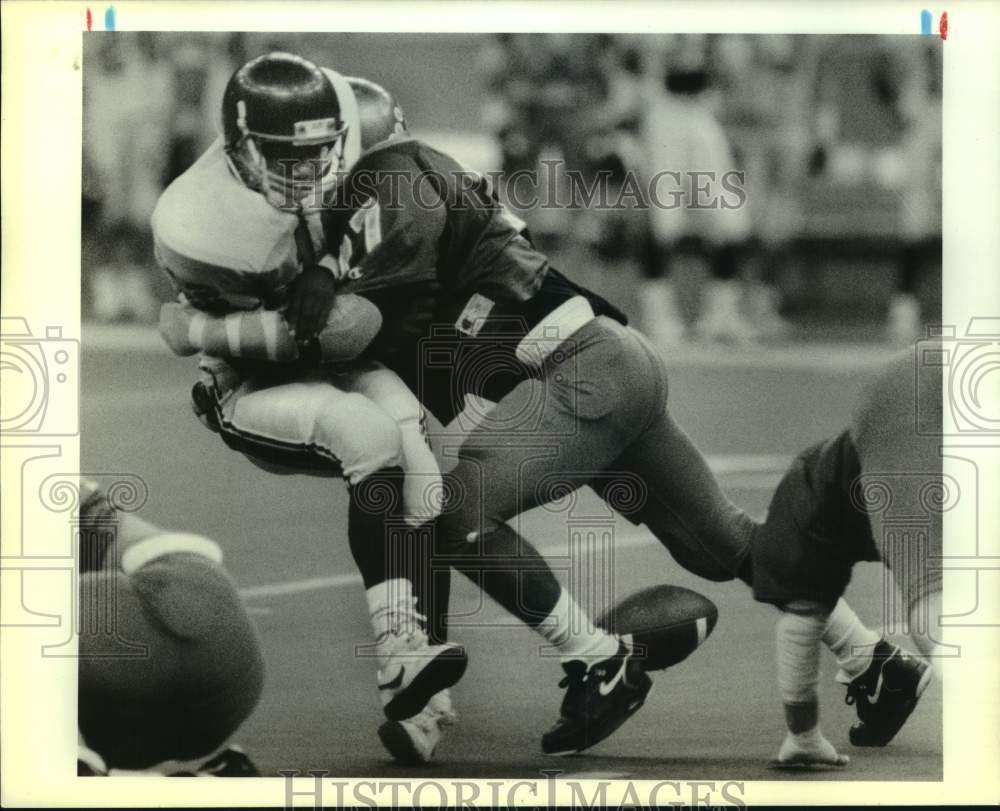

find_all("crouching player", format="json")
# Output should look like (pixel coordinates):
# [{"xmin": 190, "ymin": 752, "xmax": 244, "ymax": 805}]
[
  {"xmin": 76, "ymin": 479, "xmax": 264, "ymax": 776},
  {"xmin": 754, "ymin": 348, "xmax": 942, "ymax": 768}
]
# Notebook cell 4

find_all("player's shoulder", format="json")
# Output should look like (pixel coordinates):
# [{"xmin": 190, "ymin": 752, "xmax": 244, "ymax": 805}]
[
  {"xmin": 352, "ymin": 136, "xmax": 461, "ymax": 178},
  {"xmin": 152, "ymin": 138, "xmax": 297, "ymax": 274}
]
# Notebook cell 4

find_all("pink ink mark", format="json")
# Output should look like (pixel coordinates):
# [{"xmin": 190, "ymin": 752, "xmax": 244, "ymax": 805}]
[
  {"xmin": 939, "ymin": 11, "xmax": 948, "ymax": 40},
  {"xmin": 86, "ymin": 7, "xmax": 92, "ymax": 31}
]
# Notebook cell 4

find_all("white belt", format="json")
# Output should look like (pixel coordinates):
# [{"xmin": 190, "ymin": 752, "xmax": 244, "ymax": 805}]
[{"xmin": 515, "ymin": 296, "xmax": 597, "ymax": 367}]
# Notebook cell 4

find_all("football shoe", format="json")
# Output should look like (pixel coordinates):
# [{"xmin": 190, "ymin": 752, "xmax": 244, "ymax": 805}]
[
  {"xmin": 845, "ymin": 639, "xmax": 931, "ymax": 747},
  {"xmin": 378, "ymin": 689, "xmax": 457, "ymax": 765},
  {"xmin": 376, "ymin": 608, "xmax": 467, "ymax": 722},
  {"xmin": 541, "ymin": 637, "xmax": 652, "ymax": 755}
]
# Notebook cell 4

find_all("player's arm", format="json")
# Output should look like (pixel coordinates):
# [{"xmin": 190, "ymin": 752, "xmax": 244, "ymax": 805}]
[{"xmin": 158, "ymin": 293, "xmax": 383, "ymax": 364}]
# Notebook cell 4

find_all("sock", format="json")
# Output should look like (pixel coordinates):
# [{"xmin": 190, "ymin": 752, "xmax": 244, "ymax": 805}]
[
  {"xmin": 538, "ymin": 589, "xmax": 620, "ymax": 664},
  {"xmin": 822, "ymin": 599, "xmax": 880, "ymax": 684},
  {"xmin": 366, "ymin": 578, "xmax": 420, "ymax": 667}
]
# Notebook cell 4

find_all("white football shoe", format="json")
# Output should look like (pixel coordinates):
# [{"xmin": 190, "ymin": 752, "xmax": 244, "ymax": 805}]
[
  {"xmin": 378, "ymin": 689, "xmax": 457, "ymax": 765},
  {"xmin": 374, "ymin": 602, "xmax": 467, "ymax": 722}
]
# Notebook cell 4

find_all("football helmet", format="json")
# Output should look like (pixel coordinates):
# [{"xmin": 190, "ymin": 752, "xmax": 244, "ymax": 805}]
[
  {"xmin": 347, "ymin": 75, "xmax": 408, "ymax": 151},
  {"xmin": 222, "ymin": 52, "xmax": 353, "ymax": 211}
]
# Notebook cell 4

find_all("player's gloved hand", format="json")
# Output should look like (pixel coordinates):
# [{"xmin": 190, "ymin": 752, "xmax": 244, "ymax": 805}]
[{"xmin": 285, "ymin": 263, "xmax": 338, "ymax": 344}]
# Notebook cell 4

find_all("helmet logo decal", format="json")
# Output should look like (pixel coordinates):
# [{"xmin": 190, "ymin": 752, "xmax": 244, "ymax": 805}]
[{"xmin": 293, "ymin": 118, "xmax": 341, "ymax": 144}]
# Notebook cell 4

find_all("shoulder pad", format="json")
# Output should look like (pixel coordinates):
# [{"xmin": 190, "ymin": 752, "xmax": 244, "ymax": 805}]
[{"xmin": 152, "ymin": 139, "xmax": 298, "ymax": 276}]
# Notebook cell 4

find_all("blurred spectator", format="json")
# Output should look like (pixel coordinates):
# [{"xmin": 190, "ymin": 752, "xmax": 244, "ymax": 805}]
[
  {"xmin": 83, "ymin": 34, "xmax": 241, "ymax": 322},
  {"xmin": 637, "ymin": 34, "xmax": 760, "ymax": 344},
  {"xmin": 871, "ymin": 38, "xmax": 943, "ymax": 344},
  {"xmin": 83, "ymin": 34, "xmax": 172, "ymax": 322}
]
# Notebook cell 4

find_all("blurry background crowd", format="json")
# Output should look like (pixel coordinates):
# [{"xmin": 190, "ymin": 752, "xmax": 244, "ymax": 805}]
[{"xmin": 83, "ymin": 33, "xmax": 942, "ymax": 345}]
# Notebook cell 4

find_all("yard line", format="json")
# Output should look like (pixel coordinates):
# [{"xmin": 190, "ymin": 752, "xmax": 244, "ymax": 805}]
[
  {"xmin": 237, "ymin": 469, "xmax": 772, "ymax": 603},
  {"xmin": 558, "ymin": 770, "xmax": 632, "ymax": 779},
  {"xmin": 83, "ymin": 324, "xmax": 893, "ymax": 373}
]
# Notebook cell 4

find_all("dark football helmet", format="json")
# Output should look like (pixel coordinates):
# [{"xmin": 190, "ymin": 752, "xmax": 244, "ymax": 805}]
[
  {"xmin": 348, "ymin": 75, "xmax": 408, "ymax": 151},
  {"xmin": 222, "ymin": 52, "xmax": 349, "ymax": 210}
]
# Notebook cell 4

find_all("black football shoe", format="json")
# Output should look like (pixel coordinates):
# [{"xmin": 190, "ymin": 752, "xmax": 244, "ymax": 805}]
[
  {"xmin": 541, "ymin": 638, "xmax": 653, "ymax": 756},
  {"xmin": 845, "ymin": 639, "xmax": 932, "ymax": 747}
]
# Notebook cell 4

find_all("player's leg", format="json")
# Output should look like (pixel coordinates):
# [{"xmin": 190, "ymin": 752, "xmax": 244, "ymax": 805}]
[
  {"xmin": 437, "ymin": 317, "xmax": 678, "ymax": 753},
  {"xmin": 214, "ymin": 380, "xmax": 466, "ymax": 728},
  {"xmin": 771, "ymin": 601, "xmax": 849, "ymax": 769},
  {"xmin": 337, "ymin": 363, "xmax": 457, "ymax": 761},
  {"xmin": 339, "ymin": 362, "xmax": 445, "ymax": 526},
  {"xmin": 844, "ymin": 358, "xmax": 939, "ymax": 744}
]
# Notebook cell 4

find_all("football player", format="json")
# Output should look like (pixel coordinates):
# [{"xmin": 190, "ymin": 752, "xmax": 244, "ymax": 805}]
[
  {"xmin": 77, "ymin": 478, "xmax": 263, "ymax": 776},
  {"xmin": 151, "ymin": 54, "xmax": 464, "ymax": 764},
  {"xmin": 257, "ymin": 68, "xmax": 909, "ymax": 756},
  {"xmin": 753, "ymin": 347, "xmax": 941, "ymax": 768}
]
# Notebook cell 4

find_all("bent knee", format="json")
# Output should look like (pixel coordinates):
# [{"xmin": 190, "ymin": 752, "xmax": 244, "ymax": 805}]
[{"xmin": 313, "ymin": 393, "xmax": 404, "ymax": 483}]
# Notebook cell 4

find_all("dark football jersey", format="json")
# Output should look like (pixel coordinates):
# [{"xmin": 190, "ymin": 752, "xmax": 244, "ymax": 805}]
[{"xmin": 321, "ymin": 137, "xmax": 626, "ymax": 421}]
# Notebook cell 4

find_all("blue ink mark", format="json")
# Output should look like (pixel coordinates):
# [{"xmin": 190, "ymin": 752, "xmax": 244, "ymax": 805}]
[
  {"xmin": 104, "ymin": 5, "xmax": 115, "ymax": 31},
  {"xmin": 921, "ymin": 9, "xmax": 932, "ymax": 35}
]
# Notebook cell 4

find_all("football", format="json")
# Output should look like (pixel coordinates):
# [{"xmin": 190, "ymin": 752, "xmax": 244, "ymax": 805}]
[{"xmin": 595, "ymin": 585, "xmax": 719, "ymax": 671}]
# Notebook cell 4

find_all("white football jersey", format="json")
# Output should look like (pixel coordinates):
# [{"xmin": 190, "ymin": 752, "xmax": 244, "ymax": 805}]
[{"xmin": 151, "ymin": 138, "xmax": 301, "ymax": 312}]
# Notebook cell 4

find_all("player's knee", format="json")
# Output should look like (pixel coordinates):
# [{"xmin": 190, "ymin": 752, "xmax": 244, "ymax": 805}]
[
  {"xmin": 314, "ymin": 393, "xmax": 405, "ymax": 483},
  {"xmin": 436, "ymin": 477, "xmax": 503, "ymax": 552}
]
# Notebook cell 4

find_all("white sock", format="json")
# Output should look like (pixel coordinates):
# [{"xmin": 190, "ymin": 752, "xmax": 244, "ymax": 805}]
[
  {"xmin": 538, "ymin": 589, "xmax": 619, "ymax": 664},
  {"xmin": 822, "ymin": 599, "xmax": 880, "ymax": 684},
  {"xmin": 366, "ymin": 578, "xmax": 418, "ymax": 645}
]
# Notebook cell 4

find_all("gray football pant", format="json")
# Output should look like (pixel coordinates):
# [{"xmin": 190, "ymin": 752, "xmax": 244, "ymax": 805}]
[{"xmin": 435, "ymin": 316, "xmax": 756, "ymax": 628}]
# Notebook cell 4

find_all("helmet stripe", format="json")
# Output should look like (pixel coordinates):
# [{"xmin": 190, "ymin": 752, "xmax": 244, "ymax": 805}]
[{"xmin": 321, "ymin": 67, "xmax": 362, "ymax": 173}]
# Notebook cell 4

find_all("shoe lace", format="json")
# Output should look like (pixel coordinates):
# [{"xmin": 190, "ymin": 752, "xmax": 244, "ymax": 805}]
[
  {"xmin": 375, "ymin": 596, "xmax": 429, "ymax": 652},
  {"xmin": 558, "ymin": 661, "xmax": 589, "ymax": 690}
]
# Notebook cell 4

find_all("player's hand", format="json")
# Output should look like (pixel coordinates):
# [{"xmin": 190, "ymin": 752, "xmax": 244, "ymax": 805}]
[{"xmin": 285, "ymin": 264, "xmax": 338, "ymax": 344}]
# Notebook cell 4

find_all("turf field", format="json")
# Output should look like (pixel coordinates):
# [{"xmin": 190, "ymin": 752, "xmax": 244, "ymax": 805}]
[{"xmin": 81, "ymin": 326, "xmax": 942, "ymax": 782}]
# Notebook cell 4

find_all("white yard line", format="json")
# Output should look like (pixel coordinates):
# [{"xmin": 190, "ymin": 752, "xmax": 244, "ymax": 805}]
[
  {"xmin": 82, "ymin": 324, "xmax": 895, "ymax": 373},
  {"xmin": 238, "ymin": 454, "xmax": 787, "ymax": 601}
]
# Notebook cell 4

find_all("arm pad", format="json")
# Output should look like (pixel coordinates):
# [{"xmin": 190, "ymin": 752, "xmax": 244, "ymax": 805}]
[{"xmin": 159, "ymin": 294, "xmax": 383, "ymax": 363}]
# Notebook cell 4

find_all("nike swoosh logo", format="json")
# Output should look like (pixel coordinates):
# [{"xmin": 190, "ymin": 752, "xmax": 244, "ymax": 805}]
[
  {"xmin": 378, "ymin": 667, "xmax": 405, "ymax": 691},
  {"xmin": 867, "ymin": 670, "xmax": 885, "ymax": 704},
  {"xmin": 598, "ymin": 651, "xmax": 631, "ymax": 697}
]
